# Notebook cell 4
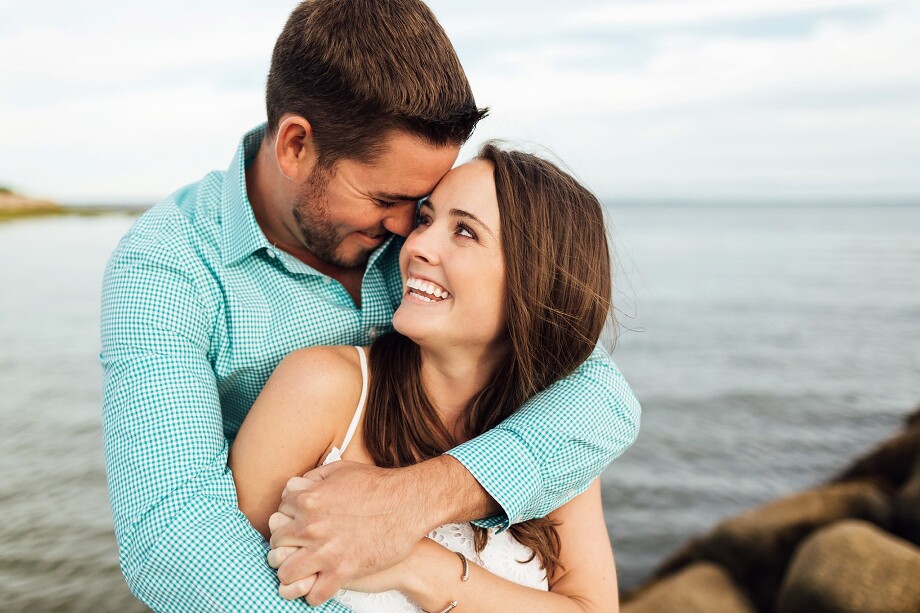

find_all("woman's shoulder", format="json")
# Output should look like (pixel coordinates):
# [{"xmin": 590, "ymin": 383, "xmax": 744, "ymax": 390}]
[
  {"xmin": 277, "ymin": 345, "xmax": 366, "ymax": 385},
  {"xmin": 272, "ymin": 345, "xmax": 367, "ymax": 430}
]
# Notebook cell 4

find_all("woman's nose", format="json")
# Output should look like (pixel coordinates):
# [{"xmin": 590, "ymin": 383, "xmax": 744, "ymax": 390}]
[{"xmin": 403, "ymin": 225, "xmax": 440, "ymax": 265}]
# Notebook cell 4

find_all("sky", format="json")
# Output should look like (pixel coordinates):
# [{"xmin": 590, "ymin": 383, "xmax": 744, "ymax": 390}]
[{"xmin": 1, "ymin": 0, "xmax": 919, "ymax": 204}]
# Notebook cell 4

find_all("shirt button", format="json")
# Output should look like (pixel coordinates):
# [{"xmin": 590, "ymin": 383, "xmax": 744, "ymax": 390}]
[
  {"xmin": 368, "ymin": 327, "xmax": 379, "ymax": 340},
  {"xmin": 266, "ymin": 249, "xmax": 276, "ymax": 259}
]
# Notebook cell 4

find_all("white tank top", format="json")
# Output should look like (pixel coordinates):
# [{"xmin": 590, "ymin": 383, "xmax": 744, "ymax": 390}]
[{"xmin": 326, "ymin": 347, "xmax": 549, "ymax": 612}]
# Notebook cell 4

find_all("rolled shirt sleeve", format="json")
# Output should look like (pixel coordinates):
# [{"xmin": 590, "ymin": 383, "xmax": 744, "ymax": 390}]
[
  {"xmin": 447, "ymin": 345, "xmax": 640, "ymax": 530},
  {"xmin": 101, "ymin": 232, "xmax": 348, "ymax": 612}
]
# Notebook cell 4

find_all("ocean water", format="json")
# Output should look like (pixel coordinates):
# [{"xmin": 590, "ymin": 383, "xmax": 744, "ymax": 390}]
[{"xmin": 0, "ymin": 205, "xmax": 918, "ymax": 610}]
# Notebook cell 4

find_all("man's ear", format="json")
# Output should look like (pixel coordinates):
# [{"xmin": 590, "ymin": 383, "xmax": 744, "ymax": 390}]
[{"xmin": 274, "ymin": 115, "xmax": 317, "ymax": 181}]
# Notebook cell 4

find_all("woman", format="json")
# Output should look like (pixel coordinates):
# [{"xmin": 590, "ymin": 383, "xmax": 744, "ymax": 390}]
[{"xmin": 230, "ymin": 143, "xmax": 621, "ymax": 612}]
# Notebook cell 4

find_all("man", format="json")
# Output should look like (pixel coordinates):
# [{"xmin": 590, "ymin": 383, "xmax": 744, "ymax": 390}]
[{"xmin": 101, "ymin": 1, "xmax": 640, "ymax": 611}]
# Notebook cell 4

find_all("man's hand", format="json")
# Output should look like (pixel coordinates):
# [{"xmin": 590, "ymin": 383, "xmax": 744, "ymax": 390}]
[
  {"xmin": 268, "ymin": 460, "xmax": 430, "ymax": 605},
  {"xmin": 267, "ymin": 456, "xmax": 498, "ymax": 605}
]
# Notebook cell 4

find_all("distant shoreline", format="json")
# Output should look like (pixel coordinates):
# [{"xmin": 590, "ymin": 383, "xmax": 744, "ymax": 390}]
[
  {"xmin": 0, "ymin": 191, "xmax": 148, "ymax": 221},
  {"xmin": 0, "ymin": 206, "xmax": 148, "ymax": 222}
]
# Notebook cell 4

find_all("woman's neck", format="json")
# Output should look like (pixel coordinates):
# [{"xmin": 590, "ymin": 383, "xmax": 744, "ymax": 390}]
[{"xmin": 417, "ymin": 341, "xmax": 508, "ymax": 441}]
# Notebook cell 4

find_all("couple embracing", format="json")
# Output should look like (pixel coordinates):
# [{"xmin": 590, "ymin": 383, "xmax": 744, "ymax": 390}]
[{"xmin": 101, "ymin": 1, "xmax": 640, "ymax": 611}]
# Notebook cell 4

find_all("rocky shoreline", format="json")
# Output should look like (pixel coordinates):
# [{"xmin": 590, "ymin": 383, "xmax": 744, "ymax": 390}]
[{"xmin": 622, "ymin": 405, "xmax": 920, "ymax": 613}]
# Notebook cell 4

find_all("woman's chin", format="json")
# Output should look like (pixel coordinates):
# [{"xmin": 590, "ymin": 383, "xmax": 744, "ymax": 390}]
[{"xmin": 392, "ymin": 309, "xmax": 425, "ymax": 340}]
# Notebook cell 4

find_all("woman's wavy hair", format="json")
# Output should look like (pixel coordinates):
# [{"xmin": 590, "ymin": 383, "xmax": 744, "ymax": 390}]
[{"xmin": 363, "ymin": 143, "xmax": 613, "ymax": 578}]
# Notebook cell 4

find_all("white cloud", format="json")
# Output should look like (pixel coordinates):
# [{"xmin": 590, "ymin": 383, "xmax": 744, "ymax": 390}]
[
  {"xmin": 468, "ymin": 6, "xmax": 920, "ymax": 117},
  {"xmin": 565, "ymin": 0, "xmax": 900, "ymax": 28},
  {"xmin": 431, "ymin": 0, "xmax": 904, "ymax": 38},
  {"xmin": 0, "ymin": 10, "xmax": 281, "ymax": 90},
  {"xmin": 1, "ymin": 0, "xmax": 918, "ymax": 201},
  {"xmin": 0, "ymin": 86, "xmax": 265, "ymax": 202}
]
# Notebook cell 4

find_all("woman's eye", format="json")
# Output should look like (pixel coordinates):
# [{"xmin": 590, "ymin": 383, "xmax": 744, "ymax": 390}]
[
  {"xmin": 457, "ymin": 224, "xmax": 475, "ymax": 239},
  {"xmin": 416, "ymin": 213, "xmax": 432, "ymax": 226}
]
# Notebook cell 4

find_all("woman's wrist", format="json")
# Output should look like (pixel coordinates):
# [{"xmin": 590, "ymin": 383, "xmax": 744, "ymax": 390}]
[{"xmin": 400, "ymin": 538, "xmax": 456, "ymax": 609}]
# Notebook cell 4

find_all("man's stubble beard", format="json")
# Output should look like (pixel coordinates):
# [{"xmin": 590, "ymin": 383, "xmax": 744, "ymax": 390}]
[{"xmin": 291, "ymin": 165, "xmax": 372, "ymax": 270}]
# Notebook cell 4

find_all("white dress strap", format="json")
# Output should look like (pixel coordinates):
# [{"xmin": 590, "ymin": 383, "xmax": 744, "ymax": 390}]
[{"xmin": 322, "ymin": 346, "xmax": 369, "ymax": 465}]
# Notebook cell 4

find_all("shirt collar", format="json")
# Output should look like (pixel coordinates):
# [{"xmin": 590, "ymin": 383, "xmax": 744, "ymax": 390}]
[{"xmin": 221, "ymin": 124, "xmax": 272, "ymax": 267}]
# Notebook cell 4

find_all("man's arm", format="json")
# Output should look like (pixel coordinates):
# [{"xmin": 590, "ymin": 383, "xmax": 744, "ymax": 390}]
[
  {"xmin": 449, "ymin": 345, "xmax": 640, "ymax": 528},
  {"xmin": 271, "ymin": 345, "xmax": 639, "ymax": 603},
  {"xmin": 101, "ymin": 233, "xmax": 348, "ymax": 612}
]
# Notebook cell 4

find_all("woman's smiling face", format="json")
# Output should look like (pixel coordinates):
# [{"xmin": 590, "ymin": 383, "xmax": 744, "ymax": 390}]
[{"xmin": 393, "ymin": 160, "xmax": 508, "ymax": 353}]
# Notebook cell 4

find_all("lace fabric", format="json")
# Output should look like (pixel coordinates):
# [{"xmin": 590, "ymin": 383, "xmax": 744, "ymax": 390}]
[{"xmin": 335, "ymin": 523, "xmax": 548, "ymax": 612}]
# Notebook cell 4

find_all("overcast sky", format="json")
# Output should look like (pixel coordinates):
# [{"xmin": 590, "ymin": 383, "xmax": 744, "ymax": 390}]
[{"xmin": 1, "ymin": 0, "xmax": 918, "ymax": 204}]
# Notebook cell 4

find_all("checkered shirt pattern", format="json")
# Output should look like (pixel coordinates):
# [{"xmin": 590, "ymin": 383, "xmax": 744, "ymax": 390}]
[{"xmin": 101, "ymin": 124, "xmax": 641, "ymax": 612}]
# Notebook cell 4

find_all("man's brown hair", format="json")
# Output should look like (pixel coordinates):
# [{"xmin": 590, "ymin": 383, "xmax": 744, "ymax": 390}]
[
  {"xmin": 363, "ymin": 143, "xmax": 614, "ymax": 578},
  {"xmin": 266, "ymin": 0, "xmax": 488, "ymax": 166}
]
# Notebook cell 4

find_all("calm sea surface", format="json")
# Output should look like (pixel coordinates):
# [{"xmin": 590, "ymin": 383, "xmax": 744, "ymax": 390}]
[{"xmin": 1, "ymin": 205, "xmax": 918, "ymax": 610}]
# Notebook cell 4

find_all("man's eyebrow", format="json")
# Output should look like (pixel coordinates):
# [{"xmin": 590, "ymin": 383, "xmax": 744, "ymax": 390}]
[
  {"xmin": 376, "ymin": 191, "xmax": 429, "ymax": 202},
  {"xmin": 421, "ymin": 198, "xmax": 496, "ymax": 239}
]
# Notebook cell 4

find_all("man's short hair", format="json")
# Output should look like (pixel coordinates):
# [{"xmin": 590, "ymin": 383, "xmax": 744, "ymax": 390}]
[{"xmin": 266, "ymin": 0, "xmax": 488, "ymax": 167}]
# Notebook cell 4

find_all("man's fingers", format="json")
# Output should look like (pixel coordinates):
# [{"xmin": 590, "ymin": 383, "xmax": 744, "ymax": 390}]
[
  {"xmin": 278, "ymin": 574, "xmax": 317, "ymax": 601},
  {"xmin": 267, "ymin": 546, "xmax": 297, "ymax": 569},
  {"xmin": 268, "ymin": 511, "xmax": 293, "ymax": 535},
  {"xmin": 305, "ymin": 573, "xmax": 341, "ymax": 606}
]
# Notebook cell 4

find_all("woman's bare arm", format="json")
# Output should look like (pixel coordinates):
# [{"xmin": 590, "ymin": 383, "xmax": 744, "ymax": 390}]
[
  {"xmin": 228, "ymin": 346, "xmax": 361, "ymax": 538},
  {"xmin": 344, "ymin": 478, "xmax": 618, "ymax": 612}
]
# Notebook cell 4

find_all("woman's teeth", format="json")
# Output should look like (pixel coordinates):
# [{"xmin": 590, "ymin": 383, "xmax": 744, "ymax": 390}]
[{"xmin": 406, "ymin": 277, "xmax": 451, "ymax": 301}]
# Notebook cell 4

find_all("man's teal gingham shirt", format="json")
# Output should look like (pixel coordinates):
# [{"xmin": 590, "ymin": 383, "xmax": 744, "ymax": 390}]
[{"xmin": 101, "ymin": 125, "xmax": 640, "ymax": 612}]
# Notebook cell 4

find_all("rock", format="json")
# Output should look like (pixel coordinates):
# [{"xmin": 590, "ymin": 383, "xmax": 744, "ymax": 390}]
[
  {"xmin": 834, "ymin": 425, "xmax": 920, "ymax": 492},
  {"xmin": 652, "ymin": 481, "xmax": 891, "ymax": 612},
  {"xmin": 893, "ymin": 454, "xmax": 920, "ymax": 546},
  {"xmin": 776, "ymin": 520, "xmax": 920, "ymax": 613},
  {"xmin": 905, "ymin": 404, "xmax": 920, "ymax": 429},
  {"xmin": 622, "ymin": 562, "xmax": 754, "ymax": 613}
]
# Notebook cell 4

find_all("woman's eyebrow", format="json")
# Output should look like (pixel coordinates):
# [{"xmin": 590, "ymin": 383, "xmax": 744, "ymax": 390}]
[
  {"xmin": 451, "ymin": 208, "xmax": 496, "ymax": 239},
  {"xmin": 421, "ymin": 198, "xmax": 496, "ymax": 238}
]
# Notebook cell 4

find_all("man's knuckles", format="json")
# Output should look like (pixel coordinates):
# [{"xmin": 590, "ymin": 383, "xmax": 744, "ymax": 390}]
[{"xmin": 294, "ymin": 489, "xmax": 322, "ymax": 512}]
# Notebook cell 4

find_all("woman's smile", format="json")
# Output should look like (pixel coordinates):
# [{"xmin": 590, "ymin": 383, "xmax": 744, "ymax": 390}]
[{"xmin": 404, "ymin": 276, "xmax": 452, "ymax": 304}]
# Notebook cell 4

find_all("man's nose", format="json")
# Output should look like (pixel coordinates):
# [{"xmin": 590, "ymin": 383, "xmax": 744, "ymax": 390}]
[{"xmin": 382, "ymin": 202, "xmax": 417, "ymax": 237}]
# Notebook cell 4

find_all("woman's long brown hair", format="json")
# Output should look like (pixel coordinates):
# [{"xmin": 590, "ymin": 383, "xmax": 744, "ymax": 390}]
[{"xmin": 363, "ymin": 143, "xmax": 613, "ymax": 579}]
